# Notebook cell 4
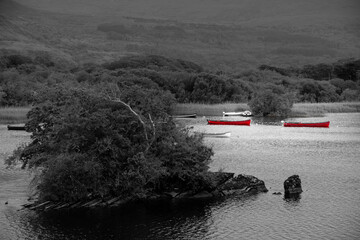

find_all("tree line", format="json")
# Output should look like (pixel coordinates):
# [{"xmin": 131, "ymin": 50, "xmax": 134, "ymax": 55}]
[{"xmin": 1, "ymin": 54, "xmax": 359, "ymax": 108}]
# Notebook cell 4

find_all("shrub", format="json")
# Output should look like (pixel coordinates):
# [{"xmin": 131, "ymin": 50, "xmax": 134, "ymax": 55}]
[
  {"xmin": 341, "ymin": 89, "xmax": 360, "ymax": 101},
  {"xmin": 0, "ymin": 55, "xmax": 33, "ymax": 68},
  {"xmin": 34, "ymin": 54, "xmax": 55, "ymax": 67},
  {"xmin": 249, "ymin": 89, "xmax": 294, "ymax": 116},
  {"xmin": 97, "ymin": 23, "xmax": 131, "ymax": 34}
]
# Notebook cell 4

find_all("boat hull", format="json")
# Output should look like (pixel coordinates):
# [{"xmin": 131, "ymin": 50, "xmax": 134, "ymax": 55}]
[
  {"xmin": 172, "ymin": 114, "xmax": 197, "ymax": 118},
  {"xmin": 223, "ymin": 111, "xmax": 252, "ymax": 117},
  {"xmin": 283, "ymin": 121, "xmax": 330, "ymax": 128},
  {"xmin": 207, "ymin": 119, "xmax": 251, "ymax": 126},
  {"xmin": 203, "ymin": 132, "xmax": 231, "ymax": 138},
  {"xmin": 7, "ymin": 124, "xmax": 26, "ymax": 131}
]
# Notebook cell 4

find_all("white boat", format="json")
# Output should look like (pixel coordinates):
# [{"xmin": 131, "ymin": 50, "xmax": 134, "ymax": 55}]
[
  {"xmin": 202, "ymin": 132, "xmax": 231, "ymax": 138},
  {"xmin": 223, "ymin": 111, "xmax": 252, "ymax": 117}
]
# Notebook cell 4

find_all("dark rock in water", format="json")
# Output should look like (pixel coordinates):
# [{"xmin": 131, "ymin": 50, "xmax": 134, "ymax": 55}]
[
  {"xmin": 176, "ymin": 173, "xmax": 268, "ymax": 198},
  {"xmin": 273, "ymin": 192, "xmax": 282, "ymax": 195},
  {"xmin": 218, "ymin": 174, "xmax": 268, "ymax": 196},
  {"xmin": 284, "ymin": 175, "xmax": 302, "ymax": 198}
]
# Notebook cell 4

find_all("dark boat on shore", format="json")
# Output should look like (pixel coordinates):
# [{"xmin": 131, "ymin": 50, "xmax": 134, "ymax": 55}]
[
  {"xmin": 7, "ymin": 124, "xmax": 26, "ymax": 131},
  {"xmin": 207, "ymin": 119, "xmax": 251, "ymax": 126},
  {"xmin": 171, "ymin": 113, "xmax": 197, "ymax": 118},
  {"xmin": 283, "ymin": 121, "xmax": 330, "ymax": 128}
]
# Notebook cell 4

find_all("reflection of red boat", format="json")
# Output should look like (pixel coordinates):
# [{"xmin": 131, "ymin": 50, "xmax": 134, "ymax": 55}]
[
  {"xmin": 207, "ymin": 119, "xmax": 251, "ymax": 126},
  {"xmin": 283, "ymin": 121, "xmax": 330, "ymax": 128}
]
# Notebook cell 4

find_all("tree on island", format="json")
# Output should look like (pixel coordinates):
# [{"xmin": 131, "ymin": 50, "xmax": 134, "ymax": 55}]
[
  {"xmin": 248, "ymin": 86, "xmax": 294, "ymax": 117},
  {"xmin": 7, "ymin": 85, "xmax": 213, "ymax": 202}
]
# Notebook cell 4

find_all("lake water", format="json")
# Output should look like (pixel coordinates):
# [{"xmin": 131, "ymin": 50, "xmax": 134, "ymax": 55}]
[{"xmin": 1, "ymin": 113, "xmax": 360, "ymax": 240}]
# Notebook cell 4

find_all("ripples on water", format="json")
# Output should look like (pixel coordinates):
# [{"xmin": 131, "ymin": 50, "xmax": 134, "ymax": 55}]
[{"xmin": 1, "ymin": 113, "xmax": 360, "ymax": 239}]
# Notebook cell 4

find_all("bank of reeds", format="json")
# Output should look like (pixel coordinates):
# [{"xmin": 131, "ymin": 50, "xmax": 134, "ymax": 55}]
[
  {"xmin": 2, "ymin": 102, "xmax": 360, "ymax": 123},
  {"xmin": 173, "ymin": 102, "xmax": 360, "ymax": 117},
  {"xmin": 291, "ymin": 102, "xmax": 360, "ymax": 116},
  {"xmin": 172, "ymin": 103, "xmax": 249, "ymax": 116},
  {"xmin": 0, "ymin": 106, "xmax": 31, "ymax": 124}
]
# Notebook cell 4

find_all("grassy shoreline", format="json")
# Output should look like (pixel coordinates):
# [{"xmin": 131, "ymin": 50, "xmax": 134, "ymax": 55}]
[
  {"xmin": 172, "ymin": 102, "xmax": 360, "ymax": 117},
  {"xmin": 0, "ymin": 106, "xmax": 31, "ymax": 124},
  {"xmin": 1, "ymin": 102, "xmax": 359, "ymax": 124}
]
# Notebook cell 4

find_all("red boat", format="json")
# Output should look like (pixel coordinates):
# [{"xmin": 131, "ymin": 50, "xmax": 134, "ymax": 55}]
[
  {"xmin": 283, "ymin": 121, "xmax": 330, "ymax": 128},
  {"xmin": 207, "ymin": 119, "xmax": 251, "ymax": 126}
]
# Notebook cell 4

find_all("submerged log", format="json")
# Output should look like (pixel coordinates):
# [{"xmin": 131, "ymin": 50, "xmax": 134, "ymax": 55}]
[
  {"xmin": 28, "ymin": 201, "xmax": 51, "ymax": 210},
  {"xmin": 105, "ymin": 197, "xmax": 122, "ymax": 205},
  {"xmin": 22, "ymin": 172, "xmax": 268, "ymax": 212},
  {"xmin": 54, "ymin": 203, "xmax": 70, "ymax": 210}
]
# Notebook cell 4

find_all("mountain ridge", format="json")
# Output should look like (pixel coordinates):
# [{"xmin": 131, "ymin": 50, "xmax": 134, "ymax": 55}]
[{"xmin": 1, "ymin": 0, "xmax": 359, "ymax": 70}]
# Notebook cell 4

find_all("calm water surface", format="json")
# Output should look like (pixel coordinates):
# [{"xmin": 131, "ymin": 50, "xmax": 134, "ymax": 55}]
[{"xmin": 1, "ymin": 113, "xmax": 360, "ymax": 239}]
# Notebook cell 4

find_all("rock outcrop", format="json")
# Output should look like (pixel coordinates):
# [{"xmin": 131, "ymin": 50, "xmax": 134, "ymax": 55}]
[
  {"xmin": 218, "ymin": 174, "xmax": 268, "ymax": 196},
  {"xmin": 173, "ymin": 172, "xmax": 268, "ymax": 199},
  {"xmin": 284, "ymin": 175, "xmax": 302, "ymax": 198}
]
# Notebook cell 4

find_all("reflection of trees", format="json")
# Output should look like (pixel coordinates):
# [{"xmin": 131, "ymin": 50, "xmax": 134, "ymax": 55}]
[
  {"xmin": 20, "ymin": 192, "xmax": 265, "ymax": 239},
  {"xmin": 283, "ymin": 193, "xmax": 302, "ymax": 212},
  {"xmin": 21, "ymin": 199, "xmax": 213, "ymax": 239}
]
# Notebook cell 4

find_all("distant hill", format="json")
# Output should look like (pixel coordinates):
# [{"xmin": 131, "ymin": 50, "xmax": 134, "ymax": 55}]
[
  {"xmin": 12, "ymin": 0, "xmax": 360, "ymax": 26},
  {"xmin": 0, "ymin": 0, "xmax": 77, "ymax": 66},
  {"xmin": 1, "ymin": 0, "xmax": 359, "ymax": 70},
  {"xmin": 0, "ymin": 0, "xmax": 32, "ymax": 15}
]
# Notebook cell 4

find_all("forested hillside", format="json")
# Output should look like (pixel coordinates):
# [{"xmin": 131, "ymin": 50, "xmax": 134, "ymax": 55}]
[
  {"xmin": 1, "ymin": 0, "xmax": 359, "ymax": 107},
  {"xmin": 1, "ymin": 0, "xmax": 359, "ymax": 70}
]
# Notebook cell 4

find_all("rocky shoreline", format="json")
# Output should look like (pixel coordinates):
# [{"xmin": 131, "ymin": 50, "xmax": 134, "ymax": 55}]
[{"xmin": 22, "ymin": 172, "xmax": 268, "ymax": 212}]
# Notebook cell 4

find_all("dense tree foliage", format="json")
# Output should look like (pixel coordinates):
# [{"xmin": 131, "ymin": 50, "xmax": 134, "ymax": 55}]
[
  {"xmin": 102, "ymin": 55, "xmax": 203, "ymax": 73},
  {"xmin": 259, "ymin": 58, "xmax": 360, "ymax": 81},
  {"xmin": 10, "ymin": 86, "xmax": 213, "ymax": 202},
  {"xmin": 249, "ymin": 85, "xmax": 294, "ymax": 117},
  {"xmin": 0, "ymin": 54, "xmax": 359, "ymax": 109}
]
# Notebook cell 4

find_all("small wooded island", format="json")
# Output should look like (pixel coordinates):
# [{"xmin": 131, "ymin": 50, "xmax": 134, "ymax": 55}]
[{"xmin": 6, "ymin": 86, "xmax": 268, "ymax": 211}]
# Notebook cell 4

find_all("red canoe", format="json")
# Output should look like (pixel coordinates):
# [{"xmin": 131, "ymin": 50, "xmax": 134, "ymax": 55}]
[
  {"xmin": 283, "ymin": 121, "xmax": 330, "ymax": 128},
  {"xmin": 207, "ymin": 119, "xmax": 251, "ymax": 126}
]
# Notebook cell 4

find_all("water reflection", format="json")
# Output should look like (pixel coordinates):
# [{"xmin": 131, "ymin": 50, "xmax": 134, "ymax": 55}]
[
  {"xmin": 18, "ymin": 199, "xmax": 219, "ymax": 239},
  {"xmin": 284, "ymin": 193, "xmax": 301, "ymax": 202},
  {"xmin": 15, "ymin": 194, "xmax": 267, "ymax": 240}
]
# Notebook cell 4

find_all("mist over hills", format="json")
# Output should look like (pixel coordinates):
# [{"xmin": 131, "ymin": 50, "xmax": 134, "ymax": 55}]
[{"xmin": 1, "ymin": 0, "xmax": 359, "ymax": 70}]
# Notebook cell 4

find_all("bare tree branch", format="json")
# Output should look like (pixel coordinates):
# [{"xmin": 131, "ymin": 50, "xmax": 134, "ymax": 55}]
[
  {"xmin": 146, "ymin": 113, "xmax": 156, "ymax": 152},
  {"xmin": 111, "ymin": 98, "xmax": 149, "ymax": 146}
]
